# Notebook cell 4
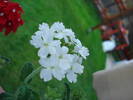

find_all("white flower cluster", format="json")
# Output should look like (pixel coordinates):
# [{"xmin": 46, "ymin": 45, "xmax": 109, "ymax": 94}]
[{"xmin": 30, "ymin": 22, "xmax": 89, "ymax": 83}]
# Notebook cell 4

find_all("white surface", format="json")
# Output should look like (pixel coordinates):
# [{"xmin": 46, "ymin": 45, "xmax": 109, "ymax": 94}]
[
  {"xmin": 105, "ymin": 54, "xmax": 133, "ymax": 70},
  {"xmin": 102, "ymin": 40, "xmax": 116, "ymax": 52}
]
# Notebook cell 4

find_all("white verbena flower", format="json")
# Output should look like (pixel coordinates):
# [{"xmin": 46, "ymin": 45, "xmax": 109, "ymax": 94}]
[{"xmin": 30, "ymin": 22, "xmax": 89, "ymax": 83}]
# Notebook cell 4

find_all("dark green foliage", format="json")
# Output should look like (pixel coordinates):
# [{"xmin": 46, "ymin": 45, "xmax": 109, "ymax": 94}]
[
  {"xmin": 20, "ymin": 62, "xmax": 34, "ymax": 83},
  {"xmin": 0, "ymin": 56, "xmax": 11, "ymax": 68},
  {"xmin": 0, "ymin": 85, "xmax": 40, "ymax": 100},
  {"xmin": 0, "ymin": 93, "xmax": 14, "ymax": 100},
  {"xmin": 16, "ymin": 85, "xmax": 39, "ymax": 100},
  {"xmin": 71, "ymin": 92, "xmax": 81, "ymax": 100},
  {"xmin": 39, "ymin": 90, "xmax": 45, "ymax": 100}
]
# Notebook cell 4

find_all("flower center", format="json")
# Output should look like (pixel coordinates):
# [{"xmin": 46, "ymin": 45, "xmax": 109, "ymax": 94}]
[
  {"xmin": 44, "ymin": 43, "xmax": 49, "ymax": 47},
  {"xmin": 18, "ymin": 18, "xmax": 21, "ymax": 22},
  {"xmin": 12, "ymin": 9, "xmax": 16, "ymax": 13},
  {"xmin": 47, "ymin": 54, "xmax": 51, "ymax": 58},
  {"xmin": 0, "ymin": 13, "xmax": 4, "ymax": 16},
  {"xmin": 70, "ymin": 66, "xmax": 73, "ymax": 70},
  {"xmin": 4, "ymin": 0, "xmax": 8, "ymax": 3},
  {"xmin": 59, "ymin": 55, "xmax": 63, "ymax": 59},
  {"xmin": 50, "ymin": 66, "xmax": 55, "ymax": 69},
  {"xmin": 8, "ymin": 22, "xmax": 12, "ymax": 26}
]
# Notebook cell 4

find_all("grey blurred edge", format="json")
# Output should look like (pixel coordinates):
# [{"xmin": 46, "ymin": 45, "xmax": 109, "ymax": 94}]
[{"xmin": 93, "ymin": 60, "xmax": 133, "ymax": 100}]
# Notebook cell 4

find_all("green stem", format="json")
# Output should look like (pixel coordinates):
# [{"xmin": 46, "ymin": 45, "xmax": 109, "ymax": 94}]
[
  {"xmin": 14, "ymin": 86, "xmax": 22, "ymax": 100},
  {"xmin": 24, "ymin": 66, "xmax": 42, "ymax": 84},
  {"xmin": 14, "ymin": 67, "xmax": 42, "ymax": 100}
]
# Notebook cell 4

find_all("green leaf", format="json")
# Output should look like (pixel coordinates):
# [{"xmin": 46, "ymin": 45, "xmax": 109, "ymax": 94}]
[
  {"xmin": 20, "ymin": 62, "xmax": 34, "ymax": 83},
  {"xmin": 0, "ymin": 56, "xmax": 11, "ymax": 69},
  {"xmin": 16, "ymin": 85, "xmax": 39, "ymax": 100},
  {"xmin": 71, "ymin": 91, "xmax": 82, "ymax": 100},
  {"xmin": 39, "ymin": 90, "xmax": 45, "ymax": 100},
  {"xmin": 0, "ymin": 93, "xmax": 14, "ymax": 100}
]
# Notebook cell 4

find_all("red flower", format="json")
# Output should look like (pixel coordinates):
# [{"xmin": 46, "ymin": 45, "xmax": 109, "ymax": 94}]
[{"xmin": 0, "ymin": 0, "xmax": 24, "ymax": 35}]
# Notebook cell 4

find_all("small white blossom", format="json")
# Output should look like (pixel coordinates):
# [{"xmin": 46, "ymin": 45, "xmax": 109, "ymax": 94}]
[
  {"xmin": 66, "ymin": 55, "xmax": 84, "ymax": 83},
  {"xmin": 51, "ymin": 22, "xmax": 75, "ymax": 43},
  {"xmin": 74, "ymin": 43, "xmax": 89, "ymax": 59},
  {"xmin": 39, "ymin": 55, "xmax": 65, "ymax": 81},
  {"xmin": 38, "ymin": 39, "xmax": 61, "ymax": 58},
  {"xmin": 51, "ymin": 22, "xmax": 65, "ymax": 33},
  {"xmin": 55, "ymin": 46, "xmax": 73, "ymax": 70},
  {"xmin": 55, "ymin": 29, "xmax": 75, "ymax": 43}
]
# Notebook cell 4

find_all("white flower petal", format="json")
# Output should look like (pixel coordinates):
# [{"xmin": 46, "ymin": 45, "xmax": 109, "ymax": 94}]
[
  {"xmin": 73, "ymin": 55, "xmax": 83, "ymax": 64},
  {"xmin": 51, "ymin": 22, "xmax": 65, "ymax": 32},
  {"xmin": 59, "ymin": 59, "xmax": 70, "ymax": 70},
  {"xmin": 51, "ymin": 40, "xmax": 61, "ymax": 47},
  {"xmin": 49, "ymin": 46, "xmax": 56, "ymax": 55},
  {"xmin": 74, "ymin": 45, "xmax": 89, "ymax": 59},
  {"xmin": 40, "ymin": 69, "xmax": 52, "ymax": 82},
  {"xmin": 73, "ymin": 63, "xmax": 84, "ymax": 74},
  {"xmin": 62, "ymin": 46, "xmax": 68, "ymax": 54},
  {"xmin": 65, "ymin": 29, "xmax": 75, "ymax": 38},
  {"xmin": 38, "ymin": 47, "xmax": 49, "ymax": 58},
  {"xmin": 79, "ymin": 47, "xmax": 89, "ymax": 59},
  {"xmin": 55, "ymin": 33, "xmax": 64, "ymax": 39},
  {"xmin": 52, "ymin": 69, "xmax": 65, "ymax": 80},
  {"xmin": 30, "ymin": 33, "xmax": 44, "ymax": 48},
  {"xmin": 39, "ymin": 23, "xmax": 49, "ymax": 31},
  {"xmin": 66, "ymin": 71, "xmax": 77, "ymax": 83},
  {"xmin": 73, "ymin": 39, "xmax": 82, "ymax": 46},
  {"xmin": 39, "ymin": 58, "xmax": 50, "ymax": 68},
  {"xmin": 50, "ymin": 55, "xmax": 59, "ymax": 66}
]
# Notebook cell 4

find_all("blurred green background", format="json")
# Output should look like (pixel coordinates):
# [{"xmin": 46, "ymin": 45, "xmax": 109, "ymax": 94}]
[{"xmin": 0, "ymin": 0, "xmax": 105, "ymax": 100}]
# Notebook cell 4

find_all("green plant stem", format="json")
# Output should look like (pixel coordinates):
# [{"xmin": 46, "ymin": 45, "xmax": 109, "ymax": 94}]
[
  {"xmin": 14, "ymin": 67, "xmax": 42, "ymax": 100},
  {"xmin": 24, "ymin": 66, "xmax": 42, "ymax": 84},
  {"xmin": 14, "ymin": 86, "xmax": 22, "ymax": 100}
]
